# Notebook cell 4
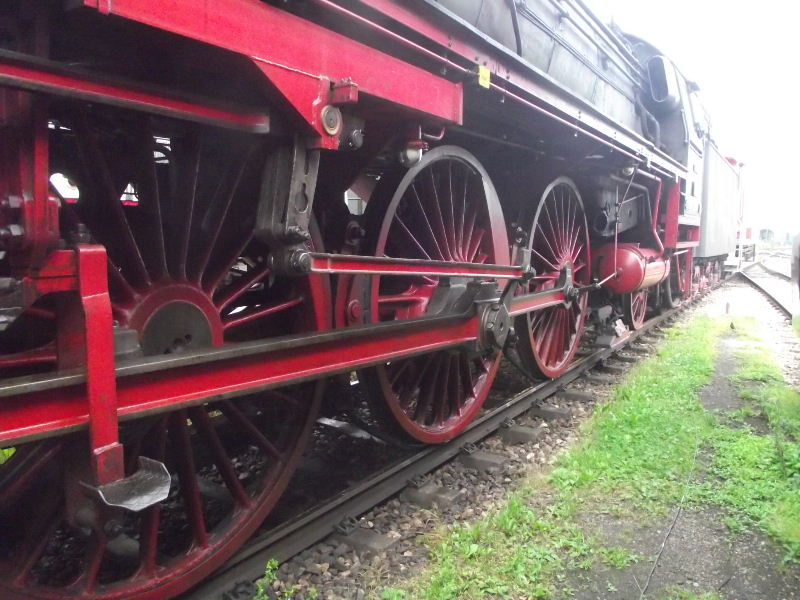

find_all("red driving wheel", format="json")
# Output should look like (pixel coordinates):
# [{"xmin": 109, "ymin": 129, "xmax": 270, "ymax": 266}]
[
  {"xmin": 360, "ymin": 146, "xmax": 510, "ymax": 443},
  {"xmin": 515, "ymin": 177, "xmax": 590, "ymax": 378},
  {"xmin": 623, "ymin": 289, "xmax": 649, "ymax": 330},
  {"xmin": 0, "ymin": 109, "xmax": 331, "ymax": 599}
]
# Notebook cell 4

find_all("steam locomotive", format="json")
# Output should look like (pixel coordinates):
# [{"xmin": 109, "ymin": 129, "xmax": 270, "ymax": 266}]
[{"xmin": 0, "ymin": 1, "xmax": 740, "ymax": 598}]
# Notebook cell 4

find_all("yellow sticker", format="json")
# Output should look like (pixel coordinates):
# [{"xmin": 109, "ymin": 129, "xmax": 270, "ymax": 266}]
[{"xmin": 478, "ymin": 65, "xmax": 491, "ymax": 89}]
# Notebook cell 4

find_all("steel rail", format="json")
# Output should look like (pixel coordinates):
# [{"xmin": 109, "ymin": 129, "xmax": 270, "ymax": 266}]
[
  {"xmin": 755, "ymin": 260, "xmax": 791, "ymax": 282},
  {"xmin": 180, "ymin": 304, "xmax": 685, "ymax": 600},
  {"xmin": 737, "ymin": 268, "xmax": 793, "ymax": 320}
]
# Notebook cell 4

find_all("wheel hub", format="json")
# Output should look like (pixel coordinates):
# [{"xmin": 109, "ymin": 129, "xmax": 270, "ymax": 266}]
[
  {"xmin": 114, "ymin": 283, "xmax": 224, "ymax": 356},
  {"xmin": 140, "ymin": 301, "xmax": 213, "ymax": 355}
]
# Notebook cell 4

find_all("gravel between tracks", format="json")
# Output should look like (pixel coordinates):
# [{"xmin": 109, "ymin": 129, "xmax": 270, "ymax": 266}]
[
  {"xmin": 235, "ymin": 331, "xmax": 669, "ymax": 598},
  {"xmin": 232, "ymin": 277, "xmax": 798, "ymax": 600}
]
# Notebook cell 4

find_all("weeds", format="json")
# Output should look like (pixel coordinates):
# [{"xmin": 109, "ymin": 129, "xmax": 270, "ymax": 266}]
[
  {"xmin": 254, "ymin": 558, "xmax": 318, "ymax": 600},
  {"xmin": 694, "ymin": 322, "xmax": 800, "ymax": 562},
  {"xmin": 0, "ymin": 447, "xmax": 14, "ymax": 465},
  {"xmin": 376, "ymin": 313, "xmax": 799, "ymax": 599},
  {"xmin": 382, "ymin": 317, "xmax": 721, "ymax": 599},
  {"xmin": 659, "ymin": 587, "xmax": 721, "ymax": 600}
]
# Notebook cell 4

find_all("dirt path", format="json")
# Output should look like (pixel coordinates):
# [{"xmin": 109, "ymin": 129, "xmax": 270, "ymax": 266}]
[{"xmin": 567, "ymin": 334, "xmax": 799, "ymax": 600}]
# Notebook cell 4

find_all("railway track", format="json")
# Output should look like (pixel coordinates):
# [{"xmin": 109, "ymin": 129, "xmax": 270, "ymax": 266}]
[
  {"xmin": 182, "ymin": 300, "xmax": 692, "ymax": 600},
  {"xmin": 739, "ymin": 262, "xmax": 795, "ymax": 320}
]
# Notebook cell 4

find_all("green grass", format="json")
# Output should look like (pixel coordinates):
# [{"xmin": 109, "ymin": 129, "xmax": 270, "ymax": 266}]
[
  {"xmin": 254, "ymin": 558, "xmax": 318, "ymax": 600},
  {"xmin": 687, "ymin": 321, "xmax": 800, "ymax": 561},
  {"xmin": 0, "ymin": 447, "xmax": 14, "ymax": 465},
  {"xmin": 371, "ymin": 313, "xmax": 799, "ymax": 598},
  {"xmin": 380, "ymin": 317, "xmax": 721, "ymax": 599},
  {"xmin": 658, "ymin": 588, "xmax": 721, "ymax": 600},
  {"xmin": 549, "ymin": 317, "xmax": 718, "ymax": 511}
]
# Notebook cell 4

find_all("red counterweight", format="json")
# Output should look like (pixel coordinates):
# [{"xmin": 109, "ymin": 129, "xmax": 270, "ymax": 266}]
[{"xmin": 594, "ymin": 243, "xmax": 670, "ymax": 295}]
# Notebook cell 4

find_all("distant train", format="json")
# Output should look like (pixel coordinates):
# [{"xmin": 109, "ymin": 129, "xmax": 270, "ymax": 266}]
[{"xmin": 0, "ymin": 1, "xmax": 741, "ymax": 598}]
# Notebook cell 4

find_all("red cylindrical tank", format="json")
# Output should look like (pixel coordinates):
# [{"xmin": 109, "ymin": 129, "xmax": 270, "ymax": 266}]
[{"xmin": 594, "ymin": 243, "xmax": 670, "ymax": 294}]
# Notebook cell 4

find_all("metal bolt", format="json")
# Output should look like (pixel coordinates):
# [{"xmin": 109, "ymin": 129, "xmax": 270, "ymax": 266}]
[
  {"xmin": 320, "ymin": 105, "xmax": 342, "ymax": 136},
  {"xmin": 104, "ymin": 519, "xmax": 124, "ymax": 538},
  {"xmin": 289, "ymin": 249, "xmax": 312, "ymax": 274},
  {"xmin": 1, "ymin": 195, "xmax": 23, "ymax": 211},
  {"xmin": 346, "ymin": 129, "xmax": 364, "ymax": 150},
  {"xmin": 398, "ymin": 146, "xmax": 423, "ymax": 167},
  {"xmin": 347, "ymin": 299, "xmax": 363, "ymax": 322},
  {"xmin": 70, "ymin": 223, "xmax": 92, "ymax": 245}
]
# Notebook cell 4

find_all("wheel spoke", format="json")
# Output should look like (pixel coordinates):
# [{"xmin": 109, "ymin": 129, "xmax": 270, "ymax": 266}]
[
  {"xmin": 215, "ymin": 262, "xmax": 271, "ymax": 312},
  {"xmin": 447, "ymin": 356, "xmax": 460, "ymax": 417},
  {"xmin": 9, "ymin": 497, "xmax": 62, "ymax": 585},
  {"xmin": 220, "ymin": 401, "xmax": 282, "ymax": 461},
  {"xmin": 414, "ymin": 354, "xmax": 441, "ymax": 425},
  {"xmin": 223, "ymin": 296, "xmax": 304, "ymax": 330},
  {"xmin": 0, "ymin": 442, "xmax": 62, "ymax": 513},
  {"xmin": 167, "ymin": 132, "xmax": 201, "ymax": 280},
  {"xmin": 461, "ymin": 197, "xmax": 478, "ymax": 261},
  {"xmin": 107, "ymin": 257, "xmax": 137, "ymax": 304},
  {"xmin": 434, "ymin": 354, "xmax": 452, "ymax": 425},
  {"xmin": 137, "ymin": 418, "xmax": 167, "ymax": 574},
  {"xmin": 397, "ymin": 355, "xmax": 431, "ymax": 410},
  {"xmin": 170, "ymin": 411, "xmax": 208, "ymax": 547},
  {"xmin": 532, "ymin": 247, "xmax": 560, "ymax": 272},
  {"xmin": 389, "ymin": 360, "xmax": 411, "ymax": 386},
  {"xmin": 202, "ymin": 231, "xmax": 256, "ymax": 295},
  {"xmin": 189, "ymin": 407, "xmax": 252, "ymax": 508},
  {"xmin": 392, "ymin": 215, "xmax": 433, "ymax": 260},
  {"xmin": 131, "ymin": 117, "xmax": 169, "ymax": 281},
  {"xmin": 74, "ymin": 114, "xmax": 151, "ymax": 289},
  {"xmin": 466, "ymin": 227, "xmax": 485, "ymax": 263},
  {"xmin": 458, "ymin": 353, "xmax": 474, "ymax": 406},
  {"xmin": 425, "ymin": 168, "xmax": 453, "ymax": 261},
  {"xmin": 187, "ymin": 143, "xmax": 254, "ymax": 284},
  {"xmin": 454, "ymin": 165, "xmax": 468, "ymax": 261},
  {"xmin": 77, "ymin": 536, "xmax": 107, "ymax": 593},
  {"xmin": 535, "ymin": 222, "xmax": 560, "ymax": 264}
]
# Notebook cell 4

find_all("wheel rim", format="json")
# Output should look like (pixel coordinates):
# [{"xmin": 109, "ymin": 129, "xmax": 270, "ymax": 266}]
[
  {"xmin": 0, "ymin": 389, "xmax": 321, "ymax": 600},
  {"xmin": 624, "ymin": 289, "xmax": 648, "ymax": 330},
  {"xmin": 663, "ymin": 255, "xmax": 684, "ymax": 309},
  {"xmin": 516, "ymin": 177, "xmax": 590, "ymax": 378},
  {"xmin": 0, "ymin": 109, "xmax": 330, "ymax": 599},
  {"xmin": 362, "ymin": 146, "xmax": 509, "ymax": 443}
]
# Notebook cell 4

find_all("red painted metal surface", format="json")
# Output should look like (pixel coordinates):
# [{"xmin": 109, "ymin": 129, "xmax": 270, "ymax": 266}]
[
  {"xmin": 508, "ymin": 289, "xmax": 567, "ymax": 318},
  {"xmin": 77, "ymin": 246, "xmax": 121, "ymax": 485},
  {"xmin": 594, "ymin": 243, "xmax": 669, "ymax": 295},
  {"xmin": 0, "ymin": 316, "xmax": 481, "ymax": 445},
  {"xmin": 309, "ymin": 252, "xmax": 523, "ymax": 279},
  {"xmin": 78, "ymin": 0, "xmax": 463, "ymax": 146},
  {"xmin": 0, "ymin": 93, "xmax": 59, "ymax": 271},
  {"xmin": 662, "ymin": 182, "xmax": 682, "ymax": 249},
  {"xmin": 0, "ymin": 0, "xmax": 727, "ymax": 597},
  {"xmin": 0, "ymin": 51, "xmax": 270, "ymax": 132}
]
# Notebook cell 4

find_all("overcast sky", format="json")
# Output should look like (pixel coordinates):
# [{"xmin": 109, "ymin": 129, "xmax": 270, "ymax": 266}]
[{"xmin": 586, "ymin": 0, "xmax": 798, "ymax": 237}]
